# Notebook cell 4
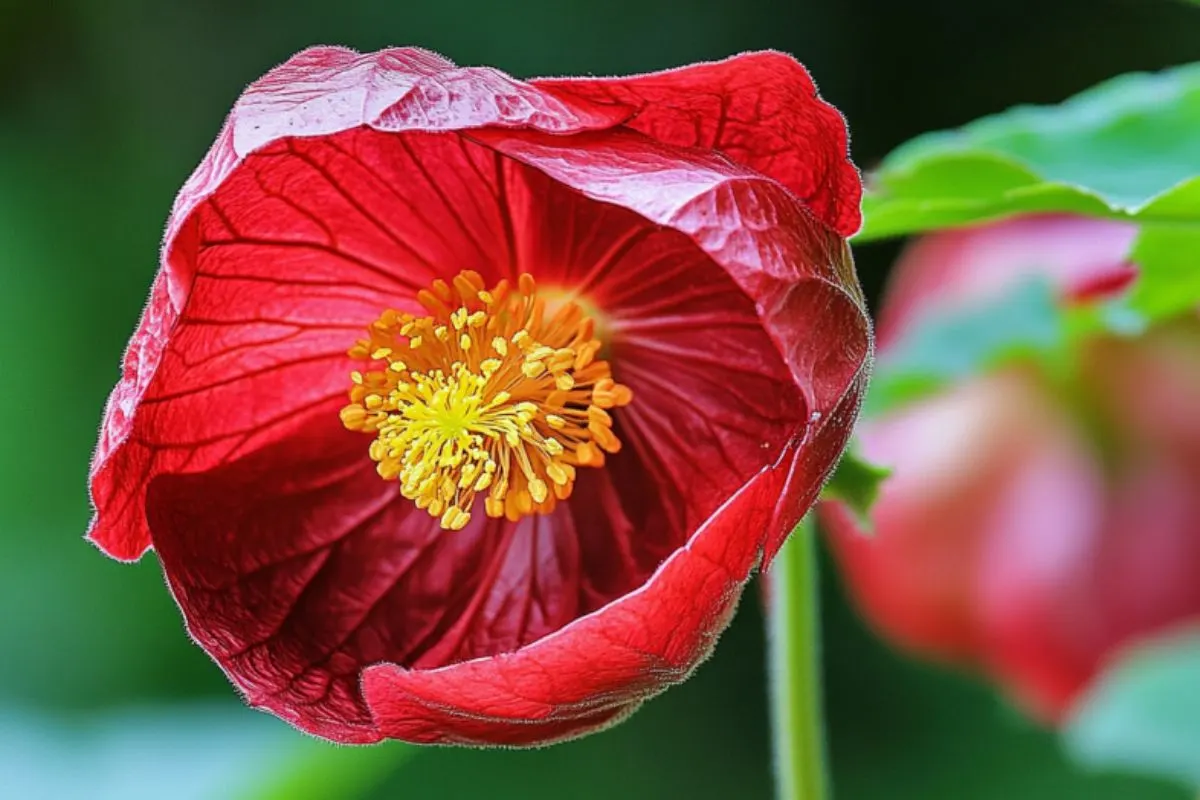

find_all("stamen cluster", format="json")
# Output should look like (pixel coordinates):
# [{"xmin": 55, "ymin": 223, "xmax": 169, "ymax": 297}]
[{"xmin": 341, "ymin": 271, "xmax": 632, "ymax": 530}]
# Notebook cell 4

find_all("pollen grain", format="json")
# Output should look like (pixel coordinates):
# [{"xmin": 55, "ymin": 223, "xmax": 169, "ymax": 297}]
[{"xmin": 340, "ymin": 271, "xmax": 632, "ymax": 531}]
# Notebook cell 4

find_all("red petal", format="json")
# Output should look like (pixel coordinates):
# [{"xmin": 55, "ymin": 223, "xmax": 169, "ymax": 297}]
[
  {"xmin": 88, "ymin": 274, "xmax": 177, "ymax": 559},
  {"xmin": 145, "ymin": 413, "xmax": 705, "ymax": 742},
  {"xmin": 89, "ymin": 129, "xmax": 525, "ymax": 560},
  {"xmin": 163, "ymin": 47, "xmax": 632, "ymax": 261},
  {"xmin": 472, "ymin": 127, "xmax": 871, "ymax": 567},
  {"xmin": 90, "ymin": 47, "xmax": 644, "ymax": 560},
  {"xmin": 533, "ymin": 51, "xmax": 861, "ymax": 237},
  {"xmin": 361, "ymin": 437, "xmax": 808, "ymax": 745},
  {"xmin": 92, "ymin": 47, "xmax": 865, "ymax": 563},
  {"xmin": 89, "ymin": 47, "xmax": 870, "ymax": 745},
  {"xmin": 494, "ymin": 163, "xmax": 818, "ymax": 551},
  {"xmin": 147, "ymin": 424, "xmax": 391, "ymax": 742}
]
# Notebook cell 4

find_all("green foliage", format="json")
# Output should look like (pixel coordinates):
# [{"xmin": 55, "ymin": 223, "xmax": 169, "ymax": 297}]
[
  {"xmin": 1064, "ymin": 628, "xmax": 1200, "ymax": 789},
  {"xmin": 1120, "ymin": 222, "xmax": 1200, "ymax": 328},
  {"xmin": 847, "ymin": 57, "xmax": 1200, "ymax": 796},
  {"xmin": 241, "ymin": 740, "xmax": 412, "ymax": 800},
  {"xmin": 4, "ymin": 1, "xmax": 1199, "ymax": 798},
  {"xmin": 858, "ymin": 61, "xmax": 1200, "ymax": 417},
  {"xmin": 857, "ymin": 62, "xmax": 1200, "ymax": 242},
  {"xmin": 858, "ymin": 226, "xmax": 1200, "ymax": 418},
  {"xmin": 820, "ymin": 450, "xmax": 892, "ymax": 532},
  {"xmin": 862, "ymin": 278, "xmax": 1063, "ymax": 418}
]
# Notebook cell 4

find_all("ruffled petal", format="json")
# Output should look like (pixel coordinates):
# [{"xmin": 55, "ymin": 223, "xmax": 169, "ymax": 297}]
[
  {"xmin": 471, "ymin": 126, "xmax": 871, "ymax": 567},
  {"xmin": 362, "ymin": 436, "xmax": 809, "ymax": 745},
  {"xmin": 146, "ymin": 414, "xmax": 693, "ymax": 743},
  {"xmin": 92, "ymin": 46, "xmax": 865, "ymax": 567},
  {"xmin": 533, "ymin": 51, "xmax": 861, "ymax": 237},
  {"xmin": 89, "ymin": 129, "xmax": 525, "ymax": 560},
  {"xmin": 89, "ymin": 46, "xmax": 869, "ymax": 746},
  {"xmin": 164, "ymin": 47, "xmax": 631, "ymax": 270},
  {"xmin": 89, "ymin": 47, "xmax": 638, "ymax": 561},
  {"xmin": 146, "ymin": 423, "xmax": 392, "ymax": 743},
  {"xmin": 494, "ymin": 163, "xmax": 808, "ymax": 555},
  {"xmin": 93, "ymin": 50, "xmax": 864, "ymax": 563}
]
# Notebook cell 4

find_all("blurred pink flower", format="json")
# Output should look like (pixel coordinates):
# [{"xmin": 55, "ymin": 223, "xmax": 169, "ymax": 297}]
[{"xmin": 824, "ymin": 214, "xmax": 1200, "ymax": 721}]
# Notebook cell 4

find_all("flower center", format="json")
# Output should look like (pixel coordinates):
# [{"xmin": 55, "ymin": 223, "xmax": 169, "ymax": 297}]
[{"xmin": 340, "ymin": 271, "xmax": 633, "ymax": 531}]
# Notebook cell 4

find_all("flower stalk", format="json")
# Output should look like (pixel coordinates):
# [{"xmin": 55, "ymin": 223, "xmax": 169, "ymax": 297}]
[{"xmin": 769, "ymin": 515, "xmax": 829, "ymax": 800}]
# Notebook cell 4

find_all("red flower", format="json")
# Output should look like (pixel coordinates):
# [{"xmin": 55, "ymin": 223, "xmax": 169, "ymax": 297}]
[
  {"xmin": 824, "ymin": 214, "xmax": 1200, "ymax": 721},
  {"xmin": 88, "ymin": 47, "xmax": 869, "ymax": 745}
]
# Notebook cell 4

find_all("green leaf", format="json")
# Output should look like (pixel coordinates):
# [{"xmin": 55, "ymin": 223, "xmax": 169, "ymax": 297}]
[
  {"xmin": 1063, "ymin": 627, "xmax": 1200, "ymax": 788},
  {"xmin": 1119, "ymin": 222, "xmax": 1200, "ymax": 327},
  {"xmin": 1095, "ymin": 179, "xmax": 1200, "ymax": 331},
  {"xmin": 863, "ymin": 278, "xmax": 1064, "ymax": 418},
  {"xmin": 858, "ymin": 62, "xmax": 1200, "ymax": 242},
  {"xmin": 820, "ymin": 450, "xmax": 891, "ymax": 532}
]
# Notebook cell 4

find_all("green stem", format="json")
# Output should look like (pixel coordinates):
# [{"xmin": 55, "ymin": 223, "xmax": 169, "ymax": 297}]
[{"xmin": 768, "ymin": 514, "xmax": 829, "ymax": 800}]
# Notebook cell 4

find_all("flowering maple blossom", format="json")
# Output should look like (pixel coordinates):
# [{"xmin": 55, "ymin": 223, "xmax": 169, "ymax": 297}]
[
  {"xmin": 87, "ymin": 47, "xmax": 870, "ymax": 745},
  {"xmin": 824, "ymin": 214, "xmax": 1200, "ymax": 721}
]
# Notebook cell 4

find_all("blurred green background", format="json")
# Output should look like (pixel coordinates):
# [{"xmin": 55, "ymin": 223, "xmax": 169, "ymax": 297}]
[{"xmin": 2, "ymin": 0, "xmax": 1199, "ymax": 797}]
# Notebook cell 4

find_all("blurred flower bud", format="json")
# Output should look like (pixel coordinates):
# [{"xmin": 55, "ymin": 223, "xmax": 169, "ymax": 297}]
[{"xmin": 824, "ymin": 215, "xmax": 1200, "ymax": 721}]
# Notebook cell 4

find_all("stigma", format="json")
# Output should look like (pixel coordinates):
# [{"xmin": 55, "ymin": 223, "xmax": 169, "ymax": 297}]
[{"xmin": 340, "ymin": 271, "xmax": 633, "ymax": 531}]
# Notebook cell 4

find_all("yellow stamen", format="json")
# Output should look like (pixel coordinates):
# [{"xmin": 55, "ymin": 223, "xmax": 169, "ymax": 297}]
[{"xmin": 341, "ymin": 270, "xmax": 633, "ymax": 531}]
